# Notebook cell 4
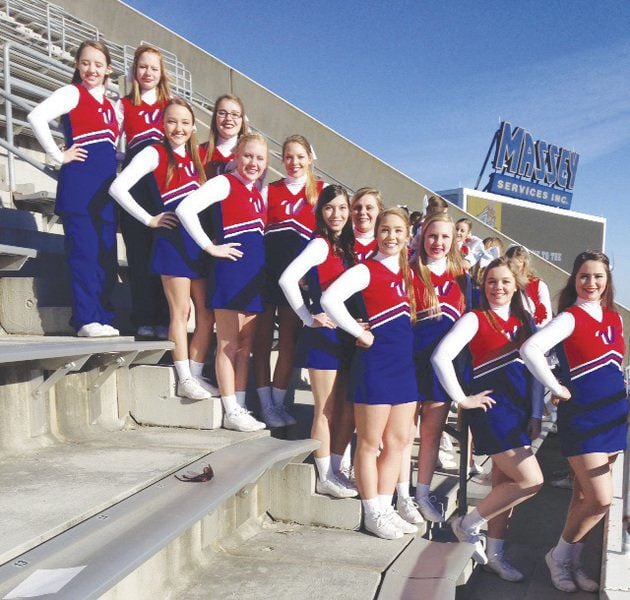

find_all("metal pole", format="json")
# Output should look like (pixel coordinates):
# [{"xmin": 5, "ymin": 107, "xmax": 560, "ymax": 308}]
[{"xmin": 4, "ymin": 43, "xmax": 16, "ymax": 193}]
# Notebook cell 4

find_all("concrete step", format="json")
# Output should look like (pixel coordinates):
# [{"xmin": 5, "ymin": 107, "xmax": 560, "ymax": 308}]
[{"xmin": 126, "ymin": 364, "xmax": 222, "ymax": 430}]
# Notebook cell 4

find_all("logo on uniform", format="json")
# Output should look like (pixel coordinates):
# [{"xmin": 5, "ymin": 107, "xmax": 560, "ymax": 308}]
[
  {"xmin": 139, "ymin": 108, "xmax": 162, "ymax": 125},
  {"xmin": 596, "ymin": 326, "xmax": 615, "ymax": 345},
  {"xmin": 99, "ymin": 107, "xmax": 114, "ymax": 125},
  {"xmin": 250, "ymin": 195, "xmax": 264, "ymax": 213},
  {"xmin": 504, "ymin": 324, "xmax": 519, "ymax": 341},
  {"xmin": 181, "ymin": 161, "xmax": 196, "ymax": 177},
  {"xmin": 391, "ymin": 280, "xmax": 406, "ymax": 297},
  {"xmin": 434, "ymin": 281, "xmax": 453, "ymax": 297},
  {"xmin": 281, "ymin": 198, "xmax": 305, "ymax": 216}
]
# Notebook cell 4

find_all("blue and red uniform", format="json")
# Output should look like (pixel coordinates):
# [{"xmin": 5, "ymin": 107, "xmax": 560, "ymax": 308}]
[
  {"xmin": 352, "ymin": 260, "xmax": 417, "ymax": 404},
  {"xmin": 556, "ymin": 306, "xmax": 628, "ymax": 457},
  {"xmin": 264, "ymin": 179, "xmax": 323, "ymax": 304},
  {"xmin": 119, "ymin": 96, "xmax": 168, "ymax": 327},
  {"xmin": 303, "ymin": 237, "xmax": 354, "ymax": 370},
  {"xmin": 412, "ymin": 270, "xmax": 470, "ymax": 402},
  {"xmin": 467, "ymin": 310, "xmax": 534, "ymax": 456},
  {"xmin": 150, "ymin": 144, "xmax": 204, "ymax": 279},
  {"xmin": 58, "ymin": 83, "xmax": 119, "ymax": 328},
  {"xmin": 354, "ymin": 238, "xmax": 378, "ymax": 262},
  {"xmin": 206, "ymin": 173, "xmax": 266, "ymax": 312},
  {"xmin": 200, "ymin": 144, "xmax": 234, "ymax": 179}
]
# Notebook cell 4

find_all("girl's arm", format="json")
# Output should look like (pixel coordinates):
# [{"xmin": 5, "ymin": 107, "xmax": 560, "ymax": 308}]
[
  {"xmin": 321, "ymin": 264, "xmax": 371, "ymax": 344},
  {"xmin": 520, "ymin": 312, "xmax": 574, "ymax": 399},
  {"xmin": 27, "ymin": 85, "xmax": 80, "ymax": 165},
  {"xmin": 431, "ymin": 312, "xmax": 495, "ymax": 410},
  {"xmin": 279, "ymin": 238, "xmax": 332, "ymax": 328},
  {"xmin": 175, "ymin": 176, "xmax": 243, "ymax": 260},
  {"xmin": 109, "ymin": 147, "xmax": 176, "ymax": 228},
  {"xmin": 114, "ymin": 98, "xmax": 126, "ymax": 158}
]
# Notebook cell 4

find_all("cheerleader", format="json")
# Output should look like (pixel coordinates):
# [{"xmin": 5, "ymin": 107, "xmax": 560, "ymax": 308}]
[
  {"xmin": 176, "ymin": 133, "xmax": 269, "ymax": 433},
  {"xmin": 410, "ymin": 213, "xmax": 470, "ymax": 522},
  {"xmin": 110, "ymin": 98, "xmax": 216, "ymax": 401},
  {"xmin": 279, "ymin": 185, "xmax": 358, "ymax": 498},
  {"xmin": 116, "ymin": 44, "xmax": 170, "ymax": 339},
  {"xmin": 521, "ymin": 251, "xmax": 628, "ymax": 593},
  {"xmin": 253, "ymin": 135, "xmax": 324, "ymax": 427},
  {"xmin": 432, "ymin": 257, "xmax": 544, "ymax": 573},
  {"xmin": 321, "ymin": 207, "xmax": 418, "ymax": 539},
  {"xmin": 456, "ymin": 218, "xmax": 484, "ymax": 270},
  {"xmin": 506, "ymin": 245, "xmax": 552, "ymax": 327},
  {"xmin": 27, "ymin": 40, "xmax": 119, "ymax": 337},
  {"xmin": 352, "ymin": 187, "xmax": 382, "ymax": 262}
]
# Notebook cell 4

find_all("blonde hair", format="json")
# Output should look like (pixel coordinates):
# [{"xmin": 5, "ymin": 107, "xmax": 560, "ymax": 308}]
[
  {"xmin": 128, "ymin": 44, "xmax": 171, "ymax": 105},
  {"xmin": 235, "ymin": 132, "xmax": 268, "ymax": 179},
  {"xmin": 282, "ymin": 135, "xmax": 319, "ymax": 205},
  {"xmin": 413, "ymin": 212, "xmax": 466, "ymax": 317},
  {"xmin": 375, "ymin": 207, "xmax": 416, "ymax": 323},
  {"xmin": 351, "ymin": 187, "xmax": 385, "ymax": 212}
]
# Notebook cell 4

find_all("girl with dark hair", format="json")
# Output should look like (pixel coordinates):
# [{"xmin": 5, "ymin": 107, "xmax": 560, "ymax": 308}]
[
  {"xmin": 521, "ymin": 251, "xmax": 627, "ymax": 593},
  {"xmin": 433, "ymin": 257, "xmax": 544, "ymax": 575},
  {"xmin": 279, "ymin": 185, "xmax": 358, "ymax": 499}
]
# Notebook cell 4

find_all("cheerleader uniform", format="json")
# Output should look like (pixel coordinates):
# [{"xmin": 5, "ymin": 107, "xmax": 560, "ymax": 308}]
[
  {"xmin": 412, "ymin": 259, "xmax": 471, "ymax": 403},
  {"xmin": 354, "ymin": 232, "xmax": 377, "ymax": 263},
  {"xmin": 118, "ymin": 92, "xmax": 169, "ymax": 328},
  {"xmin": 279, "ymin": 236, "xmax": 354, "ymax": 370},
  {"xmin": 28, "ymin": 83, "xmax": 119, "ymax": 329},
  {"xmin": 521, "ymin": 300, "xmax": 628, "ymax": 457},
  {"xmin": 264, "ymin": 177, "xmax": 323, "ymax": 305},
  {"xmin": 175, "ymin": 172, "xmax": 267, "ymax": 312},
  {"xmin": 199, "ymin": 137, "xmax": 236, "ymax": 179},
  {"xmin": 321, "ymin": 253, "xmax": 417, "ymax": 404},
  {"xmin": 432, "ymin": 306, "xmax": 542, "ymax": 456}
]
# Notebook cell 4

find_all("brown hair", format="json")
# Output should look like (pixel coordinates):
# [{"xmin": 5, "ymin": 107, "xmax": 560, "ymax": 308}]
[
  {"xmin": 282, "ymin": 135, "xmax": 319, "ymax": 205},
  {"xmin": 127, "ymin": 44, "xmax": 171, "ymax": 105},
  {"xmin": 426, "ymin": 195, "xmax": 448, "ymax": 216},
  {"xmin": 71, "ymin": 40, "xmax": 112, "ymax": 85},
  {"xmin": 314, "ymin": 185, "xmax": 355, "ymax": 266},
  {"xmin": 505, "ymin": 245, "xmax": 536, "ymax": 280},
  {"xmin": 162, "ymin": 98, "xmax": 205, "ymax": 187},
  {"xmin": 557, "ymin": 251, "xmax": 614, "ymax": 312},
  {"xmin": 203, "ymin": 94, "xmax": 249, "ymax": 167},
  {"xmin": 375, "ymin": 207, "xmax": 416, "ymax": 323},
  {"xmin": 412, "ymin": 212, "xmax": 466, "ymax": 317}
]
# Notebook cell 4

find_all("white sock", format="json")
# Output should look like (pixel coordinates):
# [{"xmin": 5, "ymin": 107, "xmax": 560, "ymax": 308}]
[
  {"xmin": 189, "ymin": 359, "xmax": 205, "ymax": 379},
  {"xmin": 571, "ymin": 542, "xmax": 584, "ymax": 565},
  {"xmin": 362, "ymin": 497, "xmax": 381, "ymax": 519},
  {"xmin": 486, "ymin": 537, "xmax": 505, "ymax": 557},
  {"xmin": 331, "ymin": 453, "xmax": 344, "ymax": 475},
  {"xmin": 235, "ymin": 391, "xmax": 247, "ymax": 409},
  {"xmin": 341, "ymin": 443, "xmax": 352, "ymax": 471},
  {"xmin": 272, "ymin": 387, "xmax": 287, "ymax": 407},
  {"xmin": 221, "ymin": 394, "xmax": 239, "ymax": 414},
  {"xmin": 378, "ymin": 494, "xmax": 393, "ymax": 510},
  {"xmin": 461, "ymin": 508, "xmax": 487, "ymax": 532},
  {"xmin": 396, "ymin": 482, "xmax": 411, "ymax": 500},
  {"xmin": 415, "ymin": 483, "xmax": 430, "ymax": 500},
  {"xmin": 552, "ymin": 537, "xmax": 574, "ymax": 562},
  {"xmin": 174, "ymin": 360, "xmax": 192, "ymax": 381},
  {"xmin": 257, "ymin": 386, "xmax": 274, "ymax": 410},
  {"xmin": 314, "ymin": 456, "xmax": 332, "ymax": 482}
]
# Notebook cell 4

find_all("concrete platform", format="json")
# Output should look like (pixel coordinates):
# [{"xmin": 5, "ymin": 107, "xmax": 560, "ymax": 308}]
[{"xmin": 0, "ymin": 426, "xmax": 268, "ymax": 564}]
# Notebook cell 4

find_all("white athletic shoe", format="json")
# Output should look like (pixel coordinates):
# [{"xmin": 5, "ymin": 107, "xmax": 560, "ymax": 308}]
[
  {"xmin": 177, "ymin": 377, "xmax": 212, "ymax": 400},
  {"xmin": 451, "ymin": 516, "xmax": 488, "ymax": 565},
  {"xmin": 388, "ymin": 506, "xmax": 419, "ymax": 534},
  {"xmin": 364, "ymin": 509, "xmax": 404, "ymax": 540},
  {"xmin": 483, "ymin": 553, "xmax": 524, "ymax": 582},
  {"xmin": 573, "ymin": 565, "xmax": 599, "ymax": 592},
  {"xmin": 77, "ymin": 322, "xmax": 108, "ymax": 337},
  {"xmin": 396, "ymin": 497, "xmax": 425, "ymax": 524},
  {"xmin": 437, "ymin": 449, "xmax": 458, "ymax": 470},
  {"xmin": 100, "ymin": 324, "xmax": 120, "ymax": 336},
  {"xmin": 415, "ymin": 495, "xmax": 445, "ymax": 523},
  {"xmin": 468, "ymin": 461, "xmax": 484, "ymax": 476},
  {"xmin": 545, "ymin": 549, "xmax": 577, "ymax": 593},
  {"xmin": 259, "ymin": 403, "xmax": 286, "ymax": 428},
  {"xmin": 316, "ymin": 475, "xmax": 358, "ymax": 499},
  {"xmin": 223, "ymin": 406, "xmax": 266, "ymax": 432},
  {"xmin": 136, "ymin": 325, "xmax": 155, "ymax": 337},
  {"xmin": 194, "ymin": 377, "xmax": 219, "ymax": 397}
]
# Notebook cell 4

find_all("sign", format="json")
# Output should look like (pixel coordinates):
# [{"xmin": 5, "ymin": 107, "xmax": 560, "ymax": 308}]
[{"xmin": 488, "ymin": 122, "xmax": 579, "ymax": 209}]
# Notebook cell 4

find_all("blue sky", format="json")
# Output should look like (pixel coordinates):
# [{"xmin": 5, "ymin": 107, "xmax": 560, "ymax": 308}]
[{"xmin": 126, "ymin": 0, "xmax": 630, "ymax": 306}]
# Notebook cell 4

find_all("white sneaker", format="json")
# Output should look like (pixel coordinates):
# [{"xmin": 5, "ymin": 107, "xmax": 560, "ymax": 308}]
[
  {"xmin": 440, "ymin": 433, "xmax": 454, "ymax": 452},
  {"xmin": 316, "ymin": 475, "xmax": 358, "ymax": 499},
  {"xmin": 573, "ymin": 565, "xmax": 599, "ymax": 592},
  {"xmin": 100, "ymin": 324, "xmax": 120, "ymax": 336},
  {"xmin": 77, "ymin": 322, "xmax": 108, "ymax": 337},
  {"xmin": 364, "ymin": 509, "xmax": 403, "ymax": 540},
  {"xmin": 195, "ymin": 377, "xmax": 219, "ymax": 397},
  {"xmin": 415, "ymin": 495, "xmax": 445, "ymax": 523},
  {"xmin": 451, "ymin": 516, "xmax": 488, "ymax": 565},
  {"xmin": 387, "ymin": 506, "xmax": 418, "ymax": 534},
  {"xmin": 154, "ymin": 325, "xmax": 169, "ymax": 340},
  {"xmin": 545, "ymin": 549, "xmax": 576, "ymax": 593},
  {"xmin": 274, "ymin": 403, "xmax": 297, "ymax": 426},
  {"xmin": 468, "ymin": 461, "xmax": 484, "ymax": 476},
  {"xmin": 259, "ymin": 403, "xmax": 286, "ymax": 428},
  {"xmin": 437, "ymin": 449, "xmax": 458, "ymax": 470},
  {"xmin": 396, "ymin": 497, "xmax": 425, "ymax": 524},
  {"xmin": 484, "ymin": 553, "xmax": 524, "ymax": 582},
  {"xmin": 177, "ymin": 377, "xmax": 212, "ymax": 400},
  {"xmin": 223, "ymin": 406, "xmax": 266, "ymax": 432},
  {"xmin": 136, "ymin": 325, "xmax": 155, "ymax": 337}
]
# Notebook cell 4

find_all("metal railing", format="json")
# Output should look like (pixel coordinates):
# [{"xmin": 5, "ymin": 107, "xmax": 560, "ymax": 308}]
[{"xmin": 623, "ymin": 365, "xmax": 630, "ymax": 554}]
